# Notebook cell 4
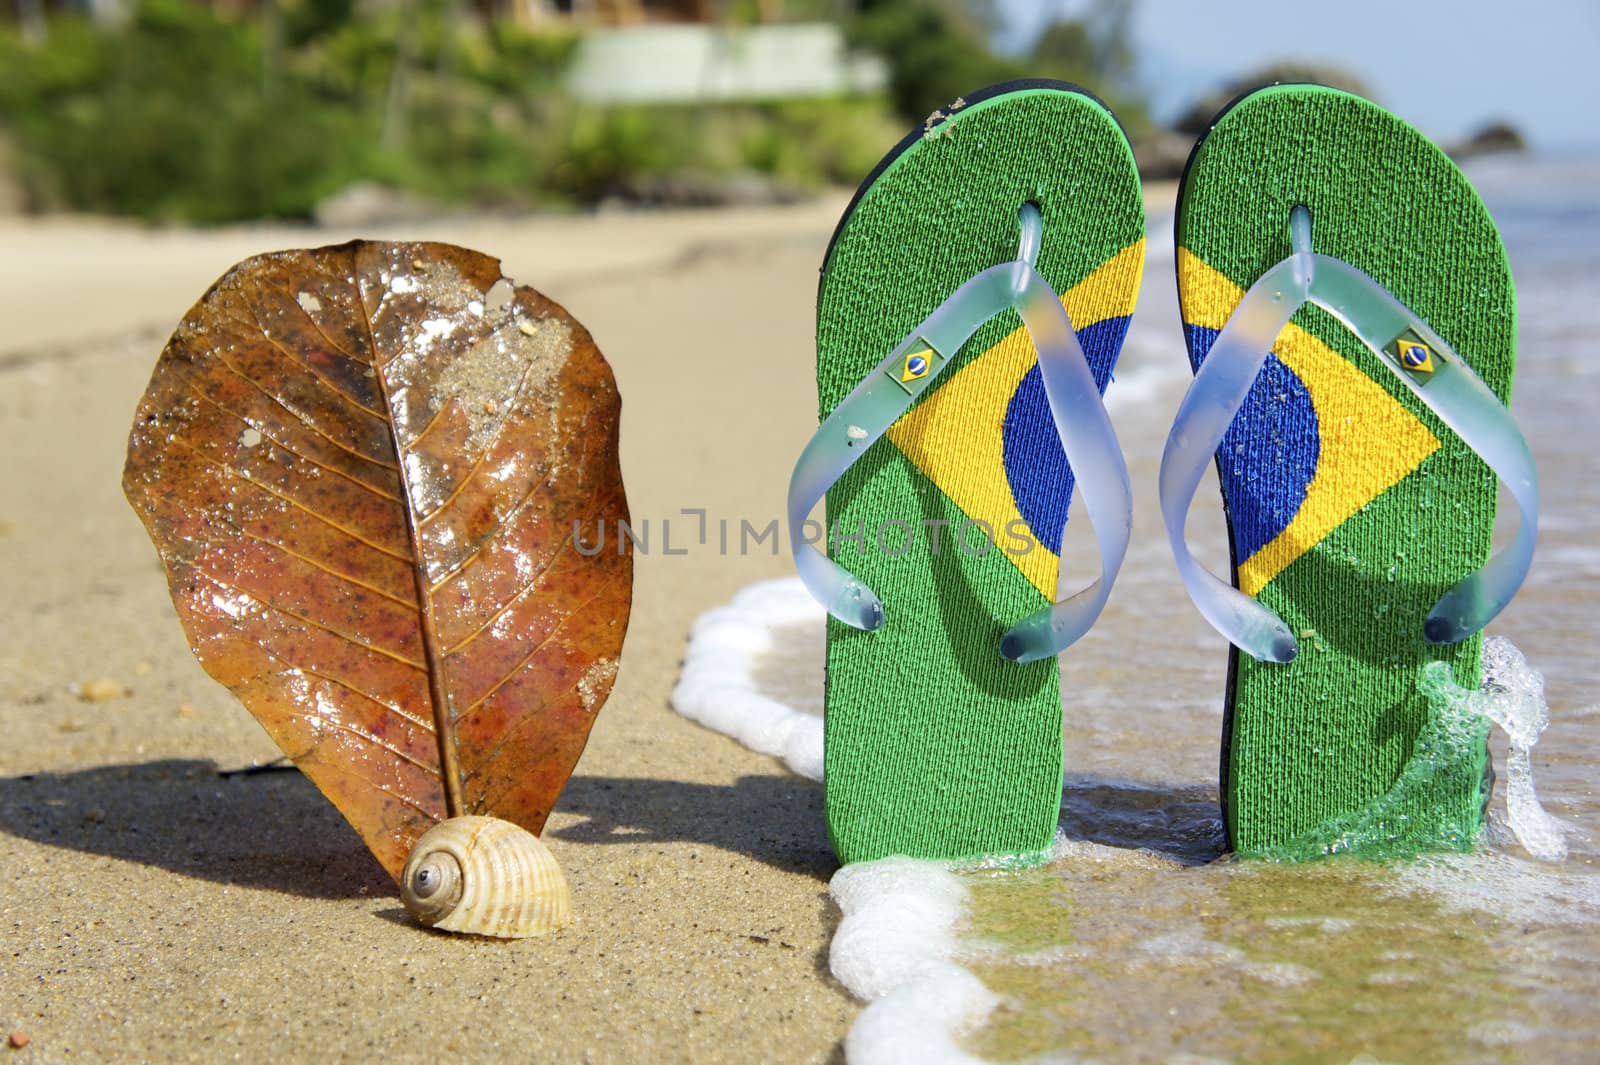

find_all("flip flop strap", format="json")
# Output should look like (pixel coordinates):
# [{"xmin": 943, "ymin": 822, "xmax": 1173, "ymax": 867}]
[
  {"xmin": 1160, "ymin": 206, "xmax": 1538, "ymax": 663},
  {"xmin": 789, "ymin": 206, "xmax": 1132, "ymax": 663}
]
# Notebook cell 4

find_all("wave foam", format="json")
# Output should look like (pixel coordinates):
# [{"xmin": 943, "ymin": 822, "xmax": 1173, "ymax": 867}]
[
  {"xmin": 669, "ymin": 577, "xmax": 824, "ymax": 781},
  {"xmin": 831, "ymin": 859, "xmax": 999, "ymax": 1064},
  {"xmin": 672, "ymin": 579, "xmax": 1000, "ymax": 1061},
  {"xmin": 670, "ymin": 580, "xmax": 1587, "ymax": 1063}
]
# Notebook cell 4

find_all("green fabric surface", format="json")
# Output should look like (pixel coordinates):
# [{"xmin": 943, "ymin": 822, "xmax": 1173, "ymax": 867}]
[
  {"xmin": 816, "ymin": 85, "xmax": 1144, "ymax": 863},
  {"xmin": 1177, "ymin": 85, "xmax": 1516, "ymax": 859}
]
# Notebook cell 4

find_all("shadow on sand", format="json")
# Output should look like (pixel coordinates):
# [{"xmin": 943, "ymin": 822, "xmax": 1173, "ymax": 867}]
[
  {"xmin": 0, "ymin": 759, "xmax": 388, "ymax": 899},
  {"xmin": 728, "ymin": 610, "xmax": 1230, "ymax": 868},
  {"xmin": 1058, "ymin": 778, "xmax": 1227, "ymax": 865},
  {"xmin": 551, "ymin": 772, "xmax": 833, "ymax": 880},
  {"xmin": 0, "ymin": 759, "xmax": 836, "ymax": 899}
]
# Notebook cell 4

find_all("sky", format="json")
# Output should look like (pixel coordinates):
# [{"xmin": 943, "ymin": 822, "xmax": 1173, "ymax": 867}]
[{"xmin": 993, "ymin": 0, "xmax": 1600, "ymax": 151}]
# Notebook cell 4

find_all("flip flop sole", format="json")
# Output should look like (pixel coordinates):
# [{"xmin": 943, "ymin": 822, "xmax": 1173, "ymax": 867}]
[
  {"xmin": 1176, "ymin": 85, "xmax": 1515, "ymax": 858},
  {"xmin": 818, "ymin": 82, "xmax": 1144, "ymax": 863}
]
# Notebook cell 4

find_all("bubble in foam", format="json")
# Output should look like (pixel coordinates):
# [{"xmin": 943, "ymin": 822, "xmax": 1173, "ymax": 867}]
[
  {"xmin": 830, "ymin": 858, "xmax": 968, "ymax": 1000},
  {"xmin": 1422, "ymin": 637, "xmax": 1568, "ymax": 862},
  {"xmin": 668, "ymin": 577, "xmax": 824, "ymax": 781},
  {"xmin": 1252, "ymin": 637, "xmax": 1568, "ymax": 862},
  {"xmin": 830, "ymin": 858, "xmax": 1003, "ymax": 1065}
]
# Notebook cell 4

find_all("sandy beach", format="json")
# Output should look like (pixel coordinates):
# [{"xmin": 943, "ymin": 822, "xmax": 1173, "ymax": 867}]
[
  {"xmin": 6, "ymin": 160, "xmax": 1598, "ymax": 1063},
  {"xmin": 0, "ymin": 197, "xmax": 870, "ymax": 1062}
]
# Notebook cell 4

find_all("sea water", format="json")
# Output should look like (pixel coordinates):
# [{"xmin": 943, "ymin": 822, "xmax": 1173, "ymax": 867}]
[{"xmin": 671, "ymin": 157, "xmax": 1600, "ymax": 1063}]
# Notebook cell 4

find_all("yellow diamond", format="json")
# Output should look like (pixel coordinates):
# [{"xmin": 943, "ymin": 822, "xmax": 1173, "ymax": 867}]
[
  {"xmin": 900, "ymin": 350, "xmax": 932, "ymax": 382},
  {"xmin": 1396, "ymin": 339, "xmax": 1434, "ymax": 374}
]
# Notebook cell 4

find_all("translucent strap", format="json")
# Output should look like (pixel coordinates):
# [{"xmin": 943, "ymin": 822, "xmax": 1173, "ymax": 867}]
[
  {"xmin": 1160, "ymin": 206, "xmax": 1537, "ymax": 663},
  {"xmin": 789, "ymin": 205, "xmax": 1132, "ymax": 662}
]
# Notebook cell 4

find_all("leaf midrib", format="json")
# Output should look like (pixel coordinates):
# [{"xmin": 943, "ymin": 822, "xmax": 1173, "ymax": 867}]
[{"xmin": 354, "ymin": 254, "xmax": 467, "ymax": 820}]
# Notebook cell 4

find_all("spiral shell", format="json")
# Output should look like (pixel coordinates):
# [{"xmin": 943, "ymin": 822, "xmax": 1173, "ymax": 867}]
[{"xmin": 400, "ymin": 816, "xmax": 572, "ymax": 938}]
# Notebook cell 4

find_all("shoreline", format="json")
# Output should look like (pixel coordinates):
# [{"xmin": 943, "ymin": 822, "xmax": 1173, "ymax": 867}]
[{"xmin": 4, "ymin": 154, "xmax": 1597, "ymax": 1062}]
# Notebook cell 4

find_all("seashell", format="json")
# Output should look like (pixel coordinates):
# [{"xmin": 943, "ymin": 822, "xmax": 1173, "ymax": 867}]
[{"xmin": 400, "ymin": 816, "xmax": 572, "ymax": 938}]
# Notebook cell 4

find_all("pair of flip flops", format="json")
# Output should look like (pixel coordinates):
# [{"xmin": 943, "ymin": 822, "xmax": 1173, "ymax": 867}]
[{"xmin": 789, "ymin": 81, "xmax": 1534, "ymax": 864}]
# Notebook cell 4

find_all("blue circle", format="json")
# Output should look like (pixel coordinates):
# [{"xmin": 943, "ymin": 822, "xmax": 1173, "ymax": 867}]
[
  {"xmin": 1187, "ymin": 326, "xmax": 1319, "ymax": 561},
  {"xmin": 1001, "ymin": 365, "xmax": 1069, "ymax": 555},
  {"xmin": 907, "ymin": 355, "xmax": 928, "ymax": 376},
  {"xmin": 1000, "ymin": 318, "xmax": 1128, "ymax": 556}
]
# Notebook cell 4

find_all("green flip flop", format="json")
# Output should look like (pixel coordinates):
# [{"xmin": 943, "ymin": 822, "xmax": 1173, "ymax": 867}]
[
  {"xmin": 1163, "ymin": 85, "xmax": 1537, "ymax": 859},
  {"xmin": 789, "ymin": 80, "xmax": 1146, "ymax": 864}
]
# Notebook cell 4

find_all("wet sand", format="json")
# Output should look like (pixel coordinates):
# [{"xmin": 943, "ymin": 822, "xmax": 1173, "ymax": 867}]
[{"xmin": 0, "ymin": 199, "xmax": 867, "ymax": 1062}]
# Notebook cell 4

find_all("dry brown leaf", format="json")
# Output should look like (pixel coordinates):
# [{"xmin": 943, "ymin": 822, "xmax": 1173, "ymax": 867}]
[{"xmin": 124, "ymin": 241, "xmax": 632, "ymax": 880}]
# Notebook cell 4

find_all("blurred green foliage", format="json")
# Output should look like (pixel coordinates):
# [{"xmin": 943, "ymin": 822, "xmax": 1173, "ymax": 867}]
[
  {"xmin": 550, "ymin": 98, "xmax": 898, "ymax": 203},
  {"xmin": 846, "ymin": 0, "xmax": 1026, "ymax": 124},
  {"xmin": 846, "ymin": 0, "xmax": 1151, "ymax": 137},
  {"xmin": 0, "ymin": 0, "xmax": 1156, "ymax": 224},
  {"xmin": 0, "ymin": 0, "xmax": 582, "ymax": 220},
  {"xmin": 0, "ymin": 0, "xmax": 898, "ymax": 222},
  {"xmin": 0, "ymin": 7, "xmax": 280, "ymax": 220}
]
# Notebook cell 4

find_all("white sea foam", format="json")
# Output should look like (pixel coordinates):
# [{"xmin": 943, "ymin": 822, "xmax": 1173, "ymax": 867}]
[
  {"xmin": 1403, "ymin": 639, "xmax": 1586, "ymax": 929},
  {"xmin": 842, "ymin": 962, "xmax": 999, "ymax": 1065},
  {"xmin": 826, "ymin": 858, "xmax": 1010, "ymax": 1064},
  {"xmin": 1422, "ymin": 637, "xmax": 1570, "ymax": 861},
  {"xmin": 830, "ymin": 858, "xmax": 969, "ymax": 998},
  {"xmin": 1393, "ymin": 850, "xmax": 1600, "ymax": 927},
  {"xmin": 669, "ymin": 577, "xmax": 824, "ymax": 781},
  {"xmin": 673, "ymin": 579, "xmax": 1004, "ymax": 1062},
  {"xmin": 1480, "ymin": 639, "xmax": 1570, "ymax": 861},
  {"xmin": 671, "ymin": 582, "xmax": 1589, "ymax": 1063},
  {"xmin": 830, "ymin": 858, "xmax": 1002, "ymax": 1064}
]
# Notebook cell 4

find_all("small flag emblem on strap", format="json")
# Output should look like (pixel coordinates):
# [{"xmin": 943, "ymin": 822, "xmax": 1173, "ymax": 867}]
[
  {"xmin": 1399, "ymin": 341, "xmax": 1432, "ymax": 371},
  {"xmin": 900, "ymin": 350, "xmax": 932, "ymax": 383},
  {"xmin": 1388, "ymin": 329, "xmax": 1440, "ymax": 375},
  {"xmin": 885, "ymin": 341, "xmax": 943, "ymax": 394},
  {"xmin": 1389, "ymin": 331, "xmax": 1436, "ymax": 375}
]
